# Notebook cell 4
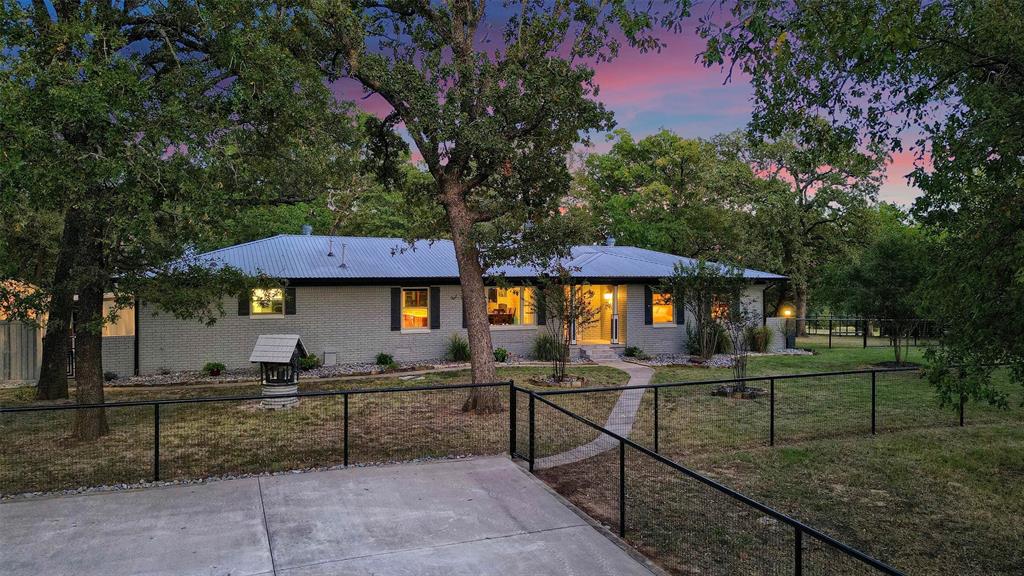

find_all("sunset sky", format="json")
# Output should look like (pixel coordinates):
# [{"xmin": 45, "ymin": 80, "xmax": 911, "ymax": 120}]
[{"xmin": 336, "ymin": 23, "xmax": 922, "ymax": 206}]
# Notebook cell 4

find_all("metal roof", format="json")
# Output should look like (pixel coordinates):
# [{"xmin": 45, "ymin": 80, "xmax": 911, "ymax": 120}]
[
  {"xmin": 198, "ymin": 235, "xmax": 786, "ymax": 282},
  {"xmin": 249, "ymin": 334, "xmax": 307, "ymax": 364}
]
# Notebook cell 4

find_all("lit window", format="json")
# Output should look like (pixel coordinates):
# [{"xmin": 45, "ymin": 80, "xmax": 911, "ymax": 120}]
[
  {"xmin": 486, "ymin": 287, "xmax": 537, "ymax": 326},
  {"xmin": 652, "ymin": 292, "xmax": 674, "ymax": 324},
  {"xmin": 711, "ymin": 297, "xmax": 730, "ymax": 320},
  {"xmin": 402, "ymin": 288, "xmax": 430, "ymax": 330},
  {"xmin": 251, "ymin": 288, "xmax": 284, "ymax": 316}
]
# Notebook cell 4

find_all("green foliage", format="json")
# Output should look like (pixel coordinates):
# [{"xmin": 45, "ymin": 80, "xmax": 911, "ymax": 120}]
[
  {"xmin": 299, "ymin": 355, "xmax": 322, "ymax": 371},
  {"xmin": 375, "ymin": 353, "xmax": 395, "ymax": 367},
  {"xmin": 623, "ymin": 346, "xmax": 650, "ymax": 360},
  {"xmin": 665, "ymin": 260, "xmax": 744, "ymax": 359},
  {"xmin": 714, "ymin": 323, "xmax": 733, "ymax": 355},
  {"xmin": 445, "ymin": 334, "xmax": 472, "ymax": 362},
  {"xmin": 579, "ymin": 129, "xmax": 770, "ymax": 266},
  {"xmin": 746, "ymin": 326, "xmax": 773, "ymax": 353},
  {"xmin": 201, "ymin": 362, "xmax": 226, "ymax": 376},
  {"xmin": 532, "ymin": 334, "xmax": 563, "ymax": 362},
  {"xmin": 700, "ymin": 0, "xmax": 1024, "ymax": 401},
  {"xmin": 493, "ymin": 348, "xmax": 510, "ymax": 363}
]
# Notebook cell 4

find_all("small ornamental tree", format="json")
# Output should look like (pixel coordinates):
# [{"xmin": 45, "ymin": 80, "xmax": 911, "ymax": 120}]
[
  {"xmin": 664, "ymin": 260, "xmax": 743, "ymax": 359},
  {"xmin": 536, "ymin": 272, "xmax": 599, "ymax": 384},
  {"xmin": 718, "ymin": 294, "xmax": 759, "ymax": 384}
]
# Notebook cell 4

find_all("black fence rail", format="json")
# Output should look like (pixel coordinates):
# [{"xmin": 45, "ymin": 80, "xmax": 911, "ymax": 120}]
[
  {"xmin": 796, "ymin": 317, "xmax": 942, "ymax": 348},
  {"xmin": 531, "ymin": 367, "xmax": 1020, "ymax": 459},
  {"xmin": 526, "ymin": 393, "xmax": 906, "ymax": 575},
  {"xmin": 0, "ymin": 381, "xmax": 514, "ymax": 496}
]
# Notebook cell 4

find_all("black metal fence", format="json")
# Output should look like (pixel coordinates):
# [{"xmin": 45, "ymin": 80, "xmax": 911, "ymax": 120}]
[
  {"xmin": 524, "ymin": 393, "xmax": 906, "ymax": 575},
  {"xmin": 796, "ymin": 317, "xmax": 942, "ymax": 348},
  {"xmin": 526, "ymin": 367, "xmax": 1021, "ymax": 459},
  {"xmin": 0, "ymin": 381, "xmax": 513, "ymax": 495}
]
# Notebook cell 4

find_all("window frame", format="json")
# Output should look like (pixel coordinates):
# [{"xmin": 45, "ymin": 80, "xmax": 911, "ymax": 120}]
[
  {"xmin": 651, "ymin": 292, "xmax": 675, "ymax": 326},
  {"xmin": 400, "ymin": 287, "xmax": 431, "ymax": 333},
  {"xmin": 485, "ymin": 286, "xmax": 537, "ymax": 329},
  {"xmin": 250, "ymin": 288, "xmax": 286, "ymax": 318}
]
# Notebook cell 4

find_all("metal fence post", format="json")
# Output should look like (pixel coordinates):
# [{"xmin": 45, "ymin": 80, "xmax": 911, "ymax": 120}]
[
  {"xmin": 769, "ymin": 378, "xmax": 776, "ymax": 447},
  {"xmin": 618, "ymin": 439, "xmax": 626, "ymax": 538},
  {"xmin": 863, "ymin": 319, "xmax": 869, "ymax": 348},
  {"xmin": 509, "ymin": 382, "xmax": 517, "ymax": 457},
  {"xmin": 871, "ymin": 371, "xmax": 877, "ymax": 435},
  {"xmin": 828, "ymin": 318, "xmax": 833, "ymax": 349},
  {"xmin": 653, "ymin": 387, "xmax": 659, "ymax": 453},
  {"xmin": 959, "ymin": 393, "xmax": 965, "ymax": 427},
  {"xmin": 528, "ymin": 393, "xmax": 535, "ymax": 472},
  {"xmin": 343, "ymin": 393, "xmax": 349, "ymax": 466},
  {"xmin": 153, "ymin": 404, "xmax": 160, "ymax": 482},
  {"xmin": 794, "ymin": 526, "xmax": 803, "ymax": 576}
]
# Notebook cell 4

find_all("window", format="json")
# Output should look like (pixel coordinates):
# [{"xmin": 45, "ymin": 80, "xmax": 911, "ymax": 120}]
[
  {"xmin": 251, "ymin": 288, "xmax": 285, "ymax": 316},
  {"xmin": 486, "ymin": 287, "xmax": 537, "ymax": 326},
  {"xmin": 402, "ymin": 288, "xmax": 430, "ymax": 330},
  {"xmin": 652, "ymin": 292, "xmax": 674, "ymax": 324},
  {"xmin": 711, "ymin": 296, "xmax": 730, "ymax": 320}
]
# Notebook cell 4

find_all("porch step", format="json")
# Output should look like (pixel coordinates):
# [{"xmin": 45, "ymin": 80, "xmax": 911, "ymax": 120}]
[{"xmin": 579, "ymin": 346, "xmax": 621, "ymax": 362}]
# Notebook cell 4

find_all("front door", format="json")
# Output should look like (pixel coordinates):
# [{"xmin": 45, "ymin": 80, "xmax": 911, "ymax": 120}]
[{"xmin": 572, "ymin": 285, "xmax": 626, "ymax": 345}]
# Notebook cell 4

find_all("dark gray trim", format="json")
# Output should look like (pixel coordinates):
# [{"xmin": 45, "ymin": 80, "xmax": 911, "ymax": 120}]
[
  {"xmin": 238, "ymin": 292, "xmax": 250, "ymax": 316},
  {"xmin": 284, "ymin": 287, "xmax": 297, "ymax": 315},
  {"xmin": 390, "ymin": 287, "xmax": 401, "ymax": 331},
  {"xmin": 643, "ymin": 286, "xmax": 653, "ymax": 325},
  {"xmin": 429, "ymin": 287, "xmax": 440, "ymax": 330}
]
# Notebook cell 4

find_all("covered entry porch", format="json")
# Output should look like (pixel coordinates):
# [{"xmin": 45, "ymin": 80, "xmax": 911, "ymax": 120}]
[{"xmin": 570, "ymin": 284, "xmax": 628, "ymax": 346}]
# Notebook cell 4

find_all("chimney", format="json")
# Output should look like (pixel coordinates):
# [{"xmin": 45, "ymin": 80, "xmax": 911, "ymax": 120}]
[
  {"xmin": 605, "ymin": 236, "xmax": 616, "ymax": 246},
  {"xmin": 300, "ymin": 224, "xmax": 313, "ymax": 236}
]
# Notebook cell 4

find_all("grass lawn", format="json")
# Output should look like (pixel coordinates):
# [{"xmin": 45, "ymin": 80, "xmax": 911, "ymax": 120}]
[
  {"xmin": 0, "ymin": 365, "xmax": 626, "ymax": 495},
  {"xmin": 533, "ymin": 346, "xmax": 1024, "ymax": 575}
]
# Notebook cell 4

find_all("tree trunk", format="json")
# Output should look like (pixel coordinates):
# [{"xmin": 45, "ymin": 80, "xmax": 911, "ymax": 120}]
[
  {"xmin": 444, "ymin": 185, "xmax": 501, "ymax": 413},
  {"xmin": 73, "ymin": 279, "xmax": 108, "ymax": 440},
  {"xmin": 72, "ymin": 217, "xmax": 109, "ymax": 440},
  {"xmin": 794, "ymin": 282, "xmax": 808, "ymax": 337},
  {"xmin": 36, "ymin": 216, "xmax": 80, "ymax": 400}
]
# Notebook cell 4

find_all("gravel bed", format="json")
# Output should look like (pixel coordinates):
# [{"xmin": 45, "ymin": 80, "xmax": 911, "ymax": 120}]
[
  {"xmin": 110, "ymin": 355, "xmax": 593, "ymax": 387},
  {"xmin": 0, "ymin": 454, "xmax": 480, "ymax": 501},
  {"xmin": 629, "ymin": 349, "xmax": 813, "ymax": 368}
]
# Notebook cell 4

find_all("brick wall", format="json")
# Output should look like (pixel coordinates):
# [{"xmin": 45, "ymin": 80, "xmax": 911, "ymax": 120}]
[
  {"xmin": 138, "ymin": 285, "xmax": 547, "ymax": 374},
  {"xmin": 136, "ymin": 282, "xmax": 769, "ymax": 374},
  {"xmin": 101, "ymin": 335, "xmax": 135, "ymax": 379}
]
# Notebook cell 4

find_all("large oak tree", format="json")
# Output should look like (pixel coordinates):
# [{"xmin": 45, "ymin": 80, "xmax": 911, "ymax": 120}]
[
  {"xmin": 301, "ymin": 0, "xmax": 689, "ymax": 410},
  {"xmin": 1, "ymin": 1, "xmax": 359, "ymax": 437}
]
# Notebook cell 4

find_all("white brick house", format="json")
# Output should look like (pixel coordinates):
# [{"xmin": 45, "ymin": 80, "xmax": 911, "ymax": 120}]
[{"xmin": 125, "ymin": 234, "xmax": 784, "ymax": 375}]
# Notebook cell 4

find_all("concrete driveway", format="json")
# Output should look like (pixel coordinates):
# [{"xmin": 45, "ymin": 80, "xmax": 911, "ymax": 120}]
[{"xmin": 1, "ymin": 457, "xmax": 657, "ymax": 576}]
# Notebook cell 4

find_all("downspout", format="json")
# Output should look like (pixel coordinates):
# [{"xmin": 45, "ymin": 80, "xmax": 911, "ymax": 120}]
[{"xmin": 133, "ymin": 296, "xmax": 140, "ymax": 376}]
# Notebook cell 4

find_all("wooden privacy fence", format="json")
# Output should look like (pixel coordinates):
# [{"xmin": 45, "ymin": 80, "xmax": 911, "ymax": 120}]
[{"xmin": 0, "ymin": 321, "xmax": 42, "ymax": 385}]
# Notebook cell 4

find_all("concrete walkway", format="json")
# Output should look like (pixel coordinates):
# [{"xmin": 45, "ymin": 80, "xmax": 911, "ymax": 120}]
[
  {"xmin": 535, "ymin": 360, "xmax": 653, "ymax": 470},
  {"xmin": 0, "ymin": 457, "xmax": 657, "ymax": 576}
]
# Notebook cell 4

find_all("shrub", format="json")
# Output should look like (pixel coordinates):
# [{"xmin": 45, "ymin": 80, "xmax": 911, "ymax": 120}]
[
  {"xmin": 446, "ymin": 333, "xmax": 471, "ymax": 362},
  {"xmin": 201, "ymin": 362, "xmax": 226, "ymax": 376},
  {"xmin": 532, "ymin": 333, "xmax": 562, "ymax": 361},
  {"xmin": 103, "ymin": 371, "xmax": 119, "ymax": 382},
  {"xmin": 745, "ymin": 326, "xmax": 773, "ymax": 353},
  {"xmin": 299, "ymin": 354, "xmax": 322, "ymax": 370},
  {"xmin": 714, "ymin": 323, "xmax": 732, "ymax": 354},
  {"xmin": 623, "ymin": 346, "xmax": 650, "ymax": 360},
  {"xmin": 493, "ymin": 347, "xmax": 509, "ymax": 362},
  {"xmin": 375, "ymin": 352, "xmax": 395, "ymax": 367}
]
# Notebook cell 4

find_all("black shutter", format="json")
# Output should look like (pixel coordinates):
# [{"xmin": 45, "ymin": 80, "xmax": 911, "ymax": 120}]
[
  {"xmin": 534, "ymin": 289, "xmax": 546, "ymax": 325},
  {"xmin": 285, "ymin": 287, "xmax": 297, "ymax": 315},
  {"xmin": 675, "ymin": 292, "xmax": 685, "ymax": 324},
  {"xmin": 391, "ymin": 287, "xmax": 401, "ymax": 331},
  {"xmin": 429, "ymin": 287, "xmax": 441, "ymax": 330},
  {"xmin": 644, "ymin": 285, "xmax": 653, "ymax": 325},
  {"xmin": 238, "ymin": 291, "xmax": 250, "ymax": 316}
]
